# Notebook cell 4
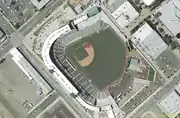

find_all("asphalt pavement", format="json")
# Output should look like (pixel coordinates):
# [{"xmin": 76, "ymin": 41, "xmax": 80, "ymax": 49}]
[
  {"xmin": 127, "ymin": 69, "xmax": 180, "ymax": 118},
  {"xmin": 18, "ymin": 44, "xmax": 93, "ymax": 118},
  {"xmin": 19, "ymin": 0, "xmax": 65, "ymax": 36}
]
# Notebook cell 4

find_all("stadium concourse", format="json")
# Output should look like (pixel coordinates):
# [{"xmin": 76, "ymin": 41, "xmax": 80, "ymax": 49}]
[{"xmin": 42, "ymin": 24, "xmax": 100, "ymax": 112}]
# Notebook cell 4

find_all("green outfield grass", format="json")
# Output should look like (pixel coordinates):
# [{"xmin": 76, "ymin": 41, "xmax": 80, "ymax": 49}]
[
  {"xmin": 65, "ymin": 27, "xmax": 127, "ymax": 89},
  {"xmin": 74, "ymin": 46, "xmax": 88, "ymax": 61}
]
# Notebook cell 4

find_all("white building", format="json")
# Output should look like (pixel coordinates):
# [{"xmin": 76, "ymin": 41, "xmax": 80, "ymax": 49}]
[
  {"xmin": 112, "ymin": 1, "xmax": 139, "ymax": 28},
  {"xmin": 73, "ymin": 14, "xmax": 88, "ymax": 25},
  {"xmin": 158, "ymin": 86, "xmax": 180, "ymax": 118},
  {"xmin": 142, "ymin": 0, "xmax": 156, "ymax": 6},
  {"xmin": 10, "ymin": 48, "xmax": 52, "ymax": 95},
  {"xmin": 157, "ymin": 0, "xmax": 180, "ymax": 36},
  {"xmin": 131, "ymin": 23, "xmax": 168, "ymax": 59},
  {"xmin": 30, "ymin": 0, "xmax": 51, "ymax": 10}
]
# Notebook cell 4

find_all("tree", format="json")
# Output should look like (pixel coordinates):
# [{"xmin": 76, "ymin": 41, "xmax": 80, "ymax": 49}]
[
  {"xmin": 49, "ymin": 69, "xmax": 54, "ymax": 74},
  {"xmin": 135, "ymin": 0, "xmax": 140, "ymax": 5},
  {"xmin": 158, "ymin": 27, "xmax": 165, "ymax": 34},
  {"xmin": 176, "ymin": 33, "xmax": 180, "ymax": 38},
  {"xmin": 154, "ymin": 11, "xmax": 162, "ymax": 18},
  {"xmin": 171, "ymin": 40, "xmax": 180, "ymax": 50}
]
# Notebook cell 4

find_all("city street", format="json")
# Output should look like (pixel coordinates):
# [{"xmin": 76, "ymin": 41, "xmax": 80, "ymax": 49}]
[
  {"xmin": 0, "ymin": 0, "xmax": 179, "ymax": 117},
  {"xmin": 18, "ymin": 44, "xmax": 93, "ymax": 118},
  {"xmin": 100, "ymin": 2, "xmax": 180, "ymax": 118},
  {"xmin": 126, "ymin": 69, "xmax": 180, "ymax": 118},
  {"xmin": 19, "ymin": 0, "xmax": 66, "ymax": 36}
]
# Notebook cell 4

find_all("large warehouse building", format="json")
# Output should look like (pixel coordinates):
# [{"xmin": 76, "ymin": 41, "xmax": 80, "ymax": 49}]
[
  {"xmin": 156, "ymin": 0, "xmax": 180, "ymax": 36},
  {"xmin": 131, "ymin": 23, "xmax": 168, "ymax": 59},
  {"xmin": 158, "ymin": 85, "xmax": 180, "ymax": 118}
]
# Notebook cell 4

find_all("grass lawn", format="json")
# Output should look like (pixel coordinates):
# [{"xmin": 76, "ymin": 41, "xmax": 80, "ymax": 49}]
[
  {"xmin": 148, "ymin": 67, "xmax": 155, "ymax": 81},
  {"xmin": 65, "ymin": 27, "xmax": 127, "ymax": 89}
]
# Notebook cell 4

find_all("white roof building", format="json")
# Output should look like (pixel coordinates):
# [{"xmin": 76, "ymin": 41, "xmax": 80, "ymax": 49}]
[
  {"xmin": 30, "ymin": 0, "xmax": 51, "ymax": 10},
  {"xmin": 142, "ymin": 0, "xmax": 156, "ymax": 6},
  {"xmin": 10, "ymin": 48, "xmax": 52, "ymax": 95},
  {"xmin": 73, "ymin": 14, "xmax": 88, "ymax": 25},
  {"xmin": 157, "ymin": 0, "xmax": 180, "ymax": 36},
  {"xmin": 158, "ymin": 86, "xmax": 180, "ymax": 118},
  {"xmin": 112, "ymin": 1, "xmax": 139, "ymax": 28},
  {"xmin": 131, "ymin": 23, "xmax": 168, "ymax": 59}
]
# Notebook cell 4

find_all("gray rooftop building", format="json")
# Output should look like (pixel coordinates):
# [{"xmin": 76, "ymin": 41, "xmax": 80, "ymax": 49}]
[
  {"xmin": 157, "ymin": 0, "xmax": 180, "ymax": 36},
  {"xmin": 87, "ymin": 6, "xmax": 100, "ymax": 17},
  {"xmin": 30, "ymin": 0, "xmax": 51, "ymax": 10},
  {"xmin": 131, "ymin": 23, "xmax": 168, "ymax": 59}
]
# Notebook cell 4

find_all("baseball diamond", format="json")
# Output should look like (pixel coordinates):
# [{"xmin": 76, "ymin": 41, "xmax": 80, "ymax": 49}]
[{"xmin": 65, "ymin": 27, "xmax": 127, "ymax": 90}]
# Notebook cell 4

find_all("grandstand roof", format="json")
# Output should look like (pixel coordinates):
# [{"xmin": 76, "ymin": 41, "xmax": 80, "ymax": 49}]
[{"xmin": 131, "ymin": 23, "xmax": 168, "ymax": 59}]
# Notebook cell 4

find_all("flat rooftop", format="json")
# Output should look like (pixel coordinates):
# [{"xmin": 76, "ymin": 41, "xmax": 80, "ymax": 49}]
[
  {"xmin": 159, "ymin": 89, "xmax": 180, "ymax": 118},
  {"xmin": 0, "ymin": 54, "xmax": 47, "ymax": 117},
  {"xmin": 112, "ymin": 1, "xmax": 139, "ymax": 28},
  {"xmin": 30, "ymin": 0, "xmax": 51, "ymax": 10},
  {"xmin": 157, "ymin": 0, "xmax": 180, "ymax": 36},
  {"xmin": 142, "ymin": 0, "xmax": 156, "ymax": 6},
  {"xmin": 0, "ymin": 0, "xmax": 35, "ymax": 29},
  {"xmin": 131, "ymin": 23, "xmax": 168, "ymax": 59}
]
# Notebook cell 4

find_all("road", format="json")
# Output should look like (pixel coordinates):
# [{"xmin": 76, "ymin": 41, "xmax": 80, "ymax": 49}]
[
  {"xmin": 99, "ymin": 3, "xmax": 180, "ymax": 118},
  {"xmin": 126, "ymin": 69, "xmax": 180, "ymax": 118},
  {"xmin": 100, "ymin": 3, "xmax": 169, "ymax": 80},
  {"xmin": 19, "ymin": 0, "xmax": 66, "ymax": 36},
  {"xmin": 0, "ymin": 1, "xmax": 93, "ymax": 117},
  {"xmin": 18, "ymin": 44, "xmax": 93, "ymax": 118},
  {"xmin": 0, "ymin": 0, "xmax": 66, "ymax": 58}
]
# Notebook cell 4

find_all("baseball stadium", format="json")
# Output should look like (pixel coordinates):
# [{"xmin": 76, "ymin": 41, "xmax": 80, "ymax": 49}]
[
  {"xmin": 42, "ymin": 20, "xmax": 128, "ymax": 111},
  {"xmin": 65, "ymin": 27, "xmax": 127, "ymax": 89}
]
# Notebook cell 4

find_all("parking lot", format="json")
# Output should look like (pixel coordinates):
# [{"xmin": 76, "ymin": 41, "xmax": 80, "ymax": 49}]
[
  {"xmin": 138, "ymin": 104, "xmax": 168, "ymax": 118},
  {"xmin": 0, "ymin": 101, "xmax": 14, "ymax": 118},
  {"xmin": 0, "ymin": 54, "xmax": 46, "ymax": 117},
  {"xmin": 155, "ymin": 49, "xmax": 180, "ymax": 78},
  {"xmin": 40, "ymin": 98, "xmax": 75, "ymax": 118},
  {"xmin": 109, "ymin": 72, "xmax": 134, "ymax": 99},
  {"xmin": 0, "ymin": 0, "xmax": 35, "ymax": 29},
  {"xmin": 121, "ymin": 82, "xmax": 160, "ymax": 115}
]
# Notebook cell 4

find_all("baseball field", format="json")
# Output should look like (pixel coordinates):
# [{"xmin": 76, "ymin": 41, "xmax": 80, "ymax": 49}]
[{"xmin": 65, "ymin": 27, "xmax": 127, "ymax": 90}]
